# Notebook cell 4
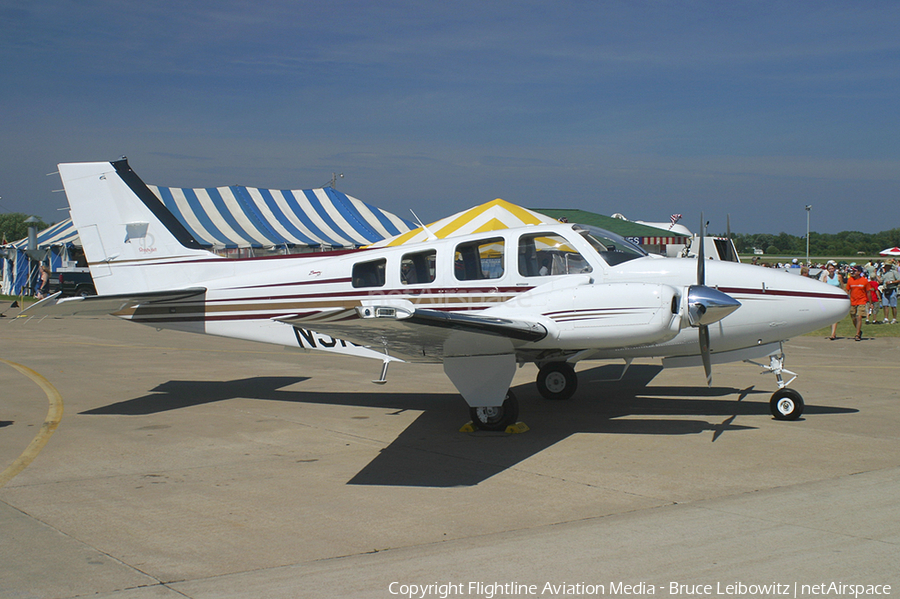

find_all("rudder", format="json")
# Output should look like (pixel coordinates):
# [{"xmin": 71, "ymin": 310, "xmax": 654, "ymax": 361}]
[{"xmin": 59, "ymin": 159, "xmax": 216, "ymax": 295}]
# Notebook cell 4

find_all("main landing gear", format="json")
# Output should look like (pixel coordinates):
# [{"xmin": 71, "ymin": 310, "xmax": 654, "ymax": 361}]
[
  {"xmin": 467, "ymin": 361, "xmax": 581, "ymax": 430},
  {"xmin": 535, "ymin": 361, "xmax": 578, "ymax": 401},
  {"xmin": 468, "ymin": 391, "xmax": 520, "ymax": 432}
]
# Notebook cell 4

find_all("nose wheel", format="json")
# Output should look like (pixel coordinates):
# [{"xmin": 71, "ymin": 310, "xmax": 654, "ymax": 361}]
[
  {"xmin": 746, "ymin": 346, "xmax": 804, "ymax": 421},
  {"xmin": 770, "ymin": 388, "xmax": 804, "ymax": 420},
  {"xmin": 536, "ymin": 362, "xmax": 578, "ymax": 400},
  {"xmin": 469, "ymin": 391, "xmax": 519, "ymax": 431}
]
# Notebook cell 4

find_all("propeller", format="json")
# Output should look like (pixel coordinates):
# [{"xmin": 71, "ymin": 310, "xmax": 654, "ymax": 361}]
[
  {"xmin": 726, "ymin": 213, "xmax": 735, "ymax": 261},
  {"xmin": 697, "ymin": 216, "xmax": 711, "ymax": 385},
  {"xmin": 686, "ymin": 214, "xmax": 741, "ymax": 386}
]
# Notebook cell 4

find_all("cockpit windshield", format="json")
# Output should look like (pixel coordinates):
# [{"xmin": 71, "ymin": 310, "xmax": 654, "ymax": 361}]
[{"xmin": 575, "ymin": 225, "xmax": 647, "ymax": 266}]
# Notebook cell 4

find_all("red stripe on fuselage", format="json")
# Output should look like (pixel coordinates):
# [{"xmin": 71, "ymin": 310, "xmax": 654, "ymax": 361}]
[{"xmin": 717, "ymin": 287, "xmax": 847, "ymax": 301}]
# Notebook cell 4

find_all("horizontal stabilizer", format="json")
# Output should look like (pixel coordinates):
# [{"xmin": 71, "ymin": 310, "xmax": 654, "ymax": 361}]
[{"xmin": 22, "ymin": 288, "xmax": 207, "ymax": 317}]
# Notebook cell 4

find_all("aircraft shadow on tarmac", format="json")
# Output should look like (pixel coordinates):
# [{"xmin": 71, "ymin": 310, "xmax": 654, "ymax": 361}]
[{"xmin": 81, "ymin": 365, "xmax": 857, "ymax": 487}]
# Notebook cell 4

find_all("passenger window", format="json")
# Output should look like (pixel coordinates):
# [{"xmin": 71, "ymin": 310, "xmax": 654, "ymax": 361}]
[
  {"xmin": 401, "ymin": 250, "xmax": 436, "ymax": 285},
  {"xmin": 352, "ymin": 259, "xmax": 386, "ymax": 288},
  {"xmin": 518, "ymin": 233, "xmax": 592, "ymax": 277},
  {"xmin": 455, "ymin": 238, "xmax": 504, "ymax": 281}
]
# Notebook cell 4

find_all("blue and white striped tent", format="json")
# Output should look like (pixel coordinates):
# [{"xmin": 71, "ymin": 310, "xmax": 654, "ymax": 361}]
[
  {"xmin": 148, "ymin": 185, "xmax": 415, "ymax": 249},
  {"xmin": 6, "ymin": 217, "xmax": 79, "ymax": 250},
  {"xmin": 1, "ymin": 218, "xmax": 80, "ymax": 295},
  {"xmin": 2, "ymin": 185, "xmax": 415, "ymax": 295}
]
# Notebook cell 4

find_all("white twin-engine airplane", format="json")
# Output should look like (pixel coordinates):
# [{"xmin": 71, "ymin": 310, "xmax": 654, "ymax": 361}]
[{"xmin": 30, "ymin": 159, "xmax": 849, "ymax": 431}]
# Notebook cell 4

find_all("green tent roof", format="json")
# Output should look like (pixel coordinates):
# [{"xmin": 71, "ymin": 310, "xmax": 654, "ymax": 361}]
[{"xmin": 531, "ymin": 208, "xmax": 689, "ymax": 240}]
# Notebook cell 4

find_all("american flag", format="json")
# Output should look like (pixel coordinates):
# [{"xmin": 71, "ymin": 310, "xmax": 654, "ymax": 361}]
[{"xmin": 669, "ymin": 214, "xmax": 682, "ymax": 229}]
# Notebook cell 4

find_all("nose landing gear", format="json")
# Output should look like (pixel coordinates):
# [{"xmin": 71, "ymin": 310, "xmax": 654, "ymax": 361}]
[
  {"xmin": 746, "ymin": 346, "xmax": 804, "ymax": 421},
  {"xmin": 770, "ymin": 387, "xmax": 804, "ymax": 420}
]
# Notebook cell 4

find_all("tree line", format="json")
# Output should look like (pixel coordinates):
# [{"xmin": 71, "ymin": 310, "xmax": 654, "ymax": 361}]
[
  {"xmin": 2, "ymin": 212, "xmax": 898, "ymax": 258},
  {"xmin": 0, "ymin": 213, "xmax": 50, "ymax": 244},
  {"xmin": 726, "ymin": 229, "xmax": 900, "ymax": 257}
]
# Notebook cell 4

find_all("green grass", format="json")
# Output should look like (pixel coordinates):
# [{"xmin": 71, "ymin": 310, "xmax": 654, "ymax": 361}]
[
  {"xmin": 739, "ymin": 254, "xmax": 889, "ymax": 264},
  {"xmin": 806, "ymin": 312, "xmax": 900, "ymax": 339},
  {"xmin": 1, "ymin": 294, "xmax": 35, "ymax": 305}
]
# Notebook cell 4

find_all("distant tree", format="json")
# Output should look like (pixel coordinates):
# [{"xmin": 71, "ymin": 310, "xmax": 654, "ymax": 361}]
[
  {"xmin": 728, "ymin": 228, "xmax": 900, "ymax": 257},
  {"xmin": 775, "ymin": 232, "xmax": 798, "ymax": 254},
  {"xmin": 730, "ymin": 233, "xmax": 751, "ymax": 253},
  {"xmin": 0, "ymin": 213, "xmax": 49, "ymax": 244}
]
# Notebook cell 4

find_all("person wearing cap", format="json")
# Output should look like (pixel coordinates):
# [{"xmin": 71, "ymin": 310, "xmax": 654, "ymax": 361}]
[
  {"xmin": 845, "ymin": 266, "xmax": 868, "ymax": 341},
  {"xmin": 878, "ymin": 261, "xmax": 899, "ymax": 324},
  {"xmin": 820, "ymin": 262, "xmax": 843, "ymax": 340}
]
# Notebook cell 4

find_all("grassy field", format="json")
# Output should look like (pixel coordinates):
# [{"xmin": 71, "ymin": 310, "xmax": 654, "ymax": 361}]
[
  {"xmin": 807, "ymin": 312, "xmax": 900, "ymax": 339},
  {"xmin": 1, "ymin": 295, "xmax": 34, "ymax": 305},
  {"xmin": 739, "ymin": 254, "xmax": 893, "ymax": 265},
  {"xmin": 1, "ymin": 294, "xmax": 35, "ymax": 304}
]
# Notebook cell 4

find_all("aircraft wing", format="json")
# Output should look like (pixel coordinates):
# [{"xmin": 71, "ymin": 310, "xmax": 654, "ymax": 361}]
[
  {"xmin": 277, "ymin": 303, "xmax": 547, "ymax": 362},
  {"xmin": 21, "ymin": 288, "xmax": 207, "ymax": 317}
]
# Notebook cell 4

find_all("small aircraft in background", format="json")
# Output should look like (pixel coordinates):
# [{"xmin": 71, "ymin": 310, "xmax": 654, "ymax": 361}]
[{"xmin": 27, "ymin": 159, "xmax": 849, "ymax": 430}]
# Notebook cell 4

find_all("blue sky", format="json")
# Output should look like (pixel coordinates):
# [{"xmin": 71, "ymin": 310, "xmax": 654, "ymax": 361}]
[{"xmin": 1, "ymin": 1, "xmax": 898, "ymax": 235}]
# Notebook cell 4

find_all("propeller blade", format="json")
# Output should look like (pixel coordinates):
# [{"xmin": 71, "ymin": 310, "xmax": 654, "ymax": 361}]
[
  {"xmin": 699, "ymin": 324, "xmax": 712, "ymax": 386},
  {"xmin": 695, "ymin": 213, "xmax": 714, "ymax": 386},
  {"xmin": 697, "ymin": 213, "xmax": 706, "ymax": 286}
]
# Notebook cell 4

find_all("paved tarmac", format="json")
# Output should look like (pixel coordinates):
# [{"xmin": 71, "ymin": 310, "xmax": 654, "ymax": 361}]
[{"xmin": 1, "ymin": 308, "xmax": 898, "ymax": 599}]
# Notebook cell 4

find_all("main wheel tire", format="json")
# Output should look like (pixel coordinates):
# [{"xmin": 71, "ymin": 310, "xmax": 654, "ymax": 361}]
[
  {"xmin": 469, "ymin": 391, "xmax": 519, "ymax": 431},
  {"xmin": 536, "ymin": 362, "xmax": 578, "ymax": 401},
  {"xmin": 770, "ymin": 388, "xmax": 804, "ymax": 420}
]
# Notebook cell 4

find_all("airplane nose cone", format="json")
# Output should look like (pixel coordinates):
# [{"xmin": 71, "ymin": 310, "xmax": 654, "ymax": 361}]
[
  {"xmin": 687, "ymin": 285, "xmax": 741, "ymax": 326},
  {"xmin": 811, "ymin": 278, "xmax": 852, "ymax": 325},
  {"xmin": 763, "ymin": 269, "xmax": 850, "ymax": 335}
]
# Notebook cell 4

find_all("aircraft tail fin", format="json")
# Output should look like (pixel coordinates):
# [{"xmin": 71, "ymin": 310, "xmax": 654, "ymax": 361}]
[{"xmin": 58, "ymin": 159, "xmax": 217, "ymax": 295}]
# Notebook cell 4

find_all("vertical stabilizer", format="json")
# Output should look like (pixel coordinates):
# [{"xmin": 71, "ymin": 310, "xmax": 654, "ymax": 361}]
[{"xmin": 59, "ymin": 159, "xmax": 217, "ymax": 295}]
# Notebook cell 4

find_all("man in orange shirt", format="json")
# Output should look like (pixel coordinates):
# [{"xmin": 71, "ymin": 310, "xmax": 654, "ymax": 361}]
[{"xmin": 845, "ymin": 266, "xmax": 869, "ymax": 341}]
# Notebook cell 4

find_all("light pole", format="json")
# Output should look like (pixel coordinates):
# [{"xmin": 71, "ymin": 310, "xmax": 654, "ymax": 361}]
[{"xmin": 805, "ymin": 205, "xmax": 811, "ymax": 266}]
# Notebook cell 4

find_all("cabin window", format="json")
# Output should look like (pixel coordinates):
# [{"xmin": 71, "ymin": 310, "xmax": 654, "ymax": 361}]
[
  {"xmin": 454, "ymin": 238, "xmax": 504, "ymax": 281},
  {"xmin": 352, "ymin": 259, "xmax": 386, "ymax": 288},
  {"xmin": 401, "ymin": 250, "xmax": 436, "ymax": 285},
  {"xmin": 518, "ymin": 233, "xmax": 592, "ymax": 276}
]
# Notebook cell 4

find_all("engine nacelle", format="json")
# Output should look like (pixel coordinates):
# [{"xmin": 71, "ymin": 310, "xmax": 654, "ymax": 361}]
[{"xmin": 490, "ymin": 282, "xmax": 683, "ymax": 350}]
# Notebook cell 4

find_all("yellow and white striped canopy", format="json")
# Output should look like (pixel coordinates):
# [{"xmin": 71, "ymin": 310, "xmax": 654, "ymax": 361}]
[{"xmin": 367, "ymin": 199, "xmax": 559, "ymax": 248}]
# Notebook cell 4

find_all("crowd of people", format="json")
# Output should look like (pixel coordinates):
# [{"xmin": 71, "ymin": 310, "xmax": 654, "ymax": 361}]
[{"xmin": 750, "ymin": 257, "xmax": 899, "ymax": 341}]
